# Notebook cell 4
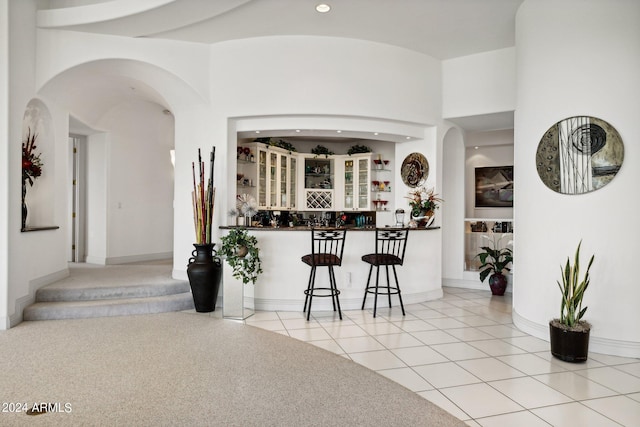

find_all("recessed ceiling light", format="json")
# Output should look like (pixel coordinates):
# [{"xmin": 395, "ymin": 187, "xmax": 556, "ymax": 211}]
[
  {"xmin": 405, "ymin": 136, "xmax": 411, "ymax": 140},
  {"xmin": 474, "ymin": 146, "xmax": 479, "ymax": 149},
  {"xmin": 295, "ymin": 129, "xmax": 301, "ymax": 133},
  {"xmin": 255, "ymin": 130, "xmax": 260, "ymax": 134},
  {"xmin": 316, "ymin": 3, "xmax": 331, "ymax": 13},
  {"xmin": 336, "ymin": 130, "xmax": 342, "ymax": 133},
  {"xmin": 373, "ymin": 132, "xmax": 379, "ymax": 136}
]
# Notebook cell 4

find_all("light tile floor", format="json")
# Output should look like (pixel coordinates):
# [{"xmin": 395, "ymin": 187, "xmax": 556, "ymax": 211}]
[{"xmin": 245, "ymin": 287, "xmax": 640, "ymax": 426}]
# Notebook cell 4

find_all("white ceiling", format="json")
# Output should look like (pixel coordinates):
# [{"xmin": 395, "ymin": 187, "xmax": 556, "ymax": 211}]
[{"xmin": 38, "ymin": 0, "xmax": 522, "ymax": 136}]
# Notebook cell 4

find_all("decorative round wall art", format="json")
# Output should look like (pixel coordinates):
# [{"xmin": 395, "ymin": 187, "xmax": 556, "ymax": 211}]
[
  {"xmin": 536, "ymin": 116, "xmax": 624, "ymax": 194},
  {"xmin": 401, "ymin": 152, "xmax": 429, "ymax": 188}
]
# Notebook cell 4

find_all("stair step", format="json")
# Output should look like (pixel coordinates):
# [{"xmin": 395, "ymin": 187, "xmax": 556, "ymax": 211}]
[
  {"xmin": 24, "ymin": 292, "xmax": 196, "ymax": 321},
  {"xmin": 36, "ymin": 281, "xmax": 191, "ymax": 302}
]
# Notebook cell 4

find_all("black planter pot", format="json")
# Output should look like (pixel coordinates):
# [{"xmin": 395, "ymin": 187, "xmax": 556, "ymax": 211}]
[
  {"xmin": 187, "ymin": 243, "xmax": 222, "ymax": 312},
  {"xmin": 549, "ymin": 321, "xmax": 590, "ymax": 363},
  {"xmin": 489, "ymin": 273, "xmax": 507, "ymax": 296}
]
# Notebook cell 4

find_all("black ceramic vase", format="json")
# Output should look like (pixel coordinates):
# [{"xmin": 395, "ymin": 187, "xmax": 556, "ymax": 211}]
[
  {"xmin": 549, "ymin": 322, "xmax": 590, "ymax": 363},
  {"xmin": 187, "ymin": 243, "xmax": 222, "ymax": 312},
  {"xmin": 21, "ymin": 180, "xmax": 27, "ymax": 230}
]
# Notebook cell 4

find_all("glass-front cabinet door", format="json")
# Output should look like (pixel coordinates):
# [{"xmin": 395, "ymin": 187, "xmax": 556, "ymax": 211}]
[
  {"xmin": 340, "ymin": 154, "xmax": 370, "ymax": 211},
  {"xmin": 257, "ymin": 148, "xmax": 267, "ymax": 208},
  {"xmin": 238, "ymin": 143, "xmax": 295, "ymax": 211},
  {"xmin": 357, "ymin": 157, "xmax": 370, "ymax": 209},
  {"xmin": 269, "ymin": 152, "xmax": 277, "ymax": 208},
  {"xmin": 344, "ymin": 159, "xmax": 355, "ymax": 209},
  {"xmin": 289, "ymin": 157, "xmax": 297, "ymax": 209}
]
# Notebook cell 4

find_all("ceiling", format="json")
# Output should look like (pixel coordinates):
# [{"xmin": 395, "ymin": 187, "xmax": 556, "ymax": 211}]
[{"xmin": 39, "ymin": 0, "xmax": 522, "ymax": 137}]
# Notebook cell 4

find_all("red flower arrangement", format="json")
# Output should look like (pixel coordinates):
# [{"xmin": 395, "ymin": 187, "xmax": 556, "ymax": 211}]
[{"xmin": 22, "ymin": 128, "xmax": 43, "ymax": 186}]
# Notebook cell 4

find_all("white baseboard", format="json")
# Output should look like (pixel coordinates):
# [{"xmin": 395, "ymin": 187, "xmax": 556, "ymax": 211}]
[
  {"xmin": 513, "ymin": 309, "xmax": 640, "ymax": 358},
  {"xmin": 86, "ymin": 252, "xmax": 173, "ymax": 265},
  {"xmin": 253, "ymin": 289, "xmax": 444, "ymax": 312},
  {"xmin": 105, "ymin": 252, "xmax": 173, "ymax": 265},
  {"xmin": 10, "ymin": 267, "xmax": 69, "ymax": 327}
]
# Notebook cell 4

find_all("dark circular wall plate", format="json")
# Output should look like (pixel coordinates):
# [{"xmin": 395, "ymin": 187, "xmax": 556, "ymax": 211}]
[{"xmin": 401, "ymin": 152, "xmax": 429, "ymax": 188}]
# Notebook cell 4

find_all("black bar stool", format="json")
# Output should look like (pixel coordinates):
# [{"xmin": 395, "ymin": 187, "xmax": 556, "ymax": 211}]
[
  {"xmin": 361, "ymin": 228, "xmax": 409, "ymax": 318},
  {"xmin": 302, "ymin": 229, "xmax": 347, "ymax": 321}
]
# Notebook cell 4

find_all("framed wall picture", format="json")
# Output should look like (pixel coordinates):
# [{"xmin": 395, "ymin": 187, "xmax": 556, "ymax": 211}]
[{"xmin": 475, "ymin": 166, "xmax": 513, "ymax": 208}]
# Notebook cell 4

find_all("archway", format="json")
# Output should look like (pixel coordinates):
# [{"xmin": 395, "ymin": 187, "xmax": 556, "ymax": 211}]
[{"xmin": 38, "ymin": 59, "xmax": 206, "ymax": 266}]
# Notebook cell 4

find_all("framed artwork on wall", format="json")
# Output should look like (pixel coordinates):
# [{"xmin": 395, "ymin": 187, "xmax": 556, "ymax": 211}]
[{"xmin": 475, "ymin": 166, "xmax": 513, "ymax": 208}]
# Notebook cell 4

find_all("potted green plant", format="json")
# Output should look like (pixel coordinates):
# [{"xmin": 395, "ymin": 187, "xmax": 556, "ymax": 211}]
[
  {"xmin": 476, "ymin": 235, "xmax": 513, "ymax": 295},
  {"xmin": 550, "ymin": 240, "xmax": 594, "ymax": 363},
  {"xmin": 220, "ymin": 228, "xmax": 263, "ymax": 285}
]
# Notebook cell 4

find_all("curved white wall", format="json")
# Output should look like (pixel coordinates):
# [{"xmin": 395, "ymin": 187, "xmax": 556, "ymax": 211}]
[{"xmin": 513, "ymin": 0, "xmax": 640, "ymax": 356}]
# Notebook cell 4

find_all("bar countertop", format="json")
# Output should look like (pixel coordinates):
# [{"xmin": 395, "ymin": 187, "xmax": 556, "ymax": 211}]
[{"xmin": 219, "ymin": 225, "xmax": 440, "ymax": 231}]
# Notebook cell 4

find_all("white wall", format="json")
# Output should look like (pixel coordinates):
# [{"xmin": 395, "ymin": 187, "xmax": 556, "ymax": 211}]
[
  {"xmin": 4, "ymin": 0, "xmax": 69, "ymax": 328},
  {"xmin": 0, "ymin": 0, "xmax": 9, "ymax": 327},
  {"xmin": 95, "ymin": 100, "xmax": 174, "ymax": 263},
  {"xmin": 513, "ymin": 0, "xmax": 640, "ymax": 356},
  {"xmin": 442, "ymin": 47, "xmax": 516, "ymax": 119}
]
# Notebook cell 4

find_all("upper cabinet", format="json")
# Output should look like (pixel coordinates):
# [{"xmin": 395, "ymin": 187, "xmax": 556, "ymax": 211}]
[
  {"xmin": 237, "ymin": 143, "xmax": 296, "ymax": 210},
  {"xmin": 302, "ymin": 155, "xmax": 335, "ymax": 211},
  {"xmin": 341, "ymin": 153, "xmax": 371, "ymax": 211},
  {"xmin": 238, "ymin": 142, "xmax": 390, "ymax": 213}
]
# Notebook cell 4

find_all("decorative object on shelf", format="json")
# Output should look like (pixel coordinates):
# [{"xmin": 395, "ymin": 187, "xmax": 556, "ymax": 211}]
[
  {"xmin": 394, "ymin": 209, "xmax": 405, "ymax": 227},
  {"xmin": 21, "ymin": 127, "xmax": 43, "ymax": 230},
  {"xmin": 536, "ymin": 116, "xmax": 624, "ymax": 195},
  {"xmin": 220, "ymin": 228, "xmax": 263, "ymax": 285},
  {"xmin": 405, "ymin": 186, "xmax": 442, "ymax": 227},
  {"xmin": 311, "ymin": 145, "xmax": 334, "ymax": 157},
  {"xmin": 550, "ymin": 240, "xmax": 594, "ymax": 362},
  {"xmin": 401, "ymin": 152, "xmax": 429, "ymax": 187},
  {"xmin": 254, "ymin": 137, "xmax": 297, "ymax": 153},
  {"xmin": 236, "ymin": 193, "xmax": 258, "ymax": 226},
  {"xmin": 476, "ymin": 234, "xmax": 513, "ymax": 296},
  {"xmin": 347, "ymin": 144, "xmax": 372, "ymax": 155},
  {"xmin": 188, "ymin": 147, "xmax": 222, "ymax": 312},
  {"xmin": 475, "ymin": 166, "xmax": 513, "ymax": 208}
]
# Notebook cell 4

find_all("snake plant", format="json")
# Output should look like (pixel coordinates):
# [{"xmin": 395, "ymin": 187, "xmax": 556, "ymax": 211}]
[{"xmin": 557, "ymin": 241, "xmax": 594, "ymax": 328}]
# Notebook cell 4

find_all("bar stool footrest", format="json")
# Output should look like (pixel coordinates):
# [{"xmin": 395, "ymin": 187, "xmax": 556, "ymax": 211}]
[
  {"xmin": 364, "ymin": 286, "xmax": 400, "ymax": 296},
  {"xmin": 304, "ymin": 288, "xmax": 341, "ymax": 297}
]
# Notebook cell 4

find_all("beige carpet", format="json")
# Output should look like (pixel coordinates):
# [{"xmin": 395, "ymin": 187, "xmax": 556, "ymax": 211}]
[{"xmin": 0, "ymin": 311, "xmax": 466, "ymax": 426}]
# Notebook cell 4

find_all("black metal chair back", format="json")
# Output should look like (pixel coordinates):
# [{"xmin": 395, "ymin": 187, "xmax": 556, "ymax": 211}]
[
  {"xmin": 302, "ymin": 229, "xmax": 347, "ymax": 267},
  {"xmin": 363, "ymin": 228, "xmax": 409, "ymax": 267}
]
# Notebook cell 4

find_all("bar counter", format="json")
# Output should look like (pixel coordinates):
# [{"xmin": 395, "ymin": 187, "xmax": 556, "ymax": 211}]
[{"xmin": 220, "ymin": 226, "xmax": 443, "ymax": 312}]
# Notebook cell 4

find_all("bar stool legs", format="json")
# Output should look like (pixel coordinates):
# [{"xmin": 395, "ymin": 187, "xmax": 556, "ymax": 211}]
[
  {"xmin": 361, "ymin": 264, "xmax": 405, "ymax": 318},
  {"xmin": 303, "ymin": 265, "xmax": 342, "ymax": 321}
]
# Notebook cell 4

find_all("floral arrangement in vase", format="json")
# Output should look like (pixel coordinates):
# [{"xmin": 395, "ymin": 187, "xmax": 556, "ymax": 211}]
[
  {"xmin": 22, "ymin": 128, "xmax": 43, "ymax": 187},
  {"xmin": 406, "ymin": 186, "xmax": 442, "ymax": 216}
]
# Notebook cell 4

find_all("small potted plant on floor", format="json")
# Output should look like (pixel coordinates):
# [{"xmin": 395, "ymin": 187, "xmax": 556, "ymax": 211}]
[
  {"xmin": 476, "ymin": 234, "xmax": 513, "ymax": 295},
  {"xmin": 550, "ymin": 240, "xmax": 594, "ymax": 363},
  {"xmin": 220, "ymin": 228, "xmax": 263, "ymax": 285}
]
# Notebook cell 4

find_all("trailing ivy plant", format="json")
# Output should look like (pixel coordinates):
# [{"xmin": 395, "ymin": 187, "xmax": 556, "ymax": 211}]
[
  {"xmin": 220, "ymin": 228, "xmax": 263, "ymax": 285},
  {"xmin": 311, "ymin": 145, "xmax": 334, "ymax": 157},
  {"xmin": 347, "ymin": 144, "xmax": 372, "ymax": 155}
]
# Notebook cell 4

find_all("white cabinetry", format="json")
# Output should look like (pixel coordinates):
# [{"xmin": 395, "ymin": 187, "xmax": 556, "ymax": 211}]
[
  {"xmin": 237, "ymin": 143, "xmax": 296, "ymax": 210},
  {"xmin": 338, "ymin": 154, "xmax": 371, "ymax": 211},
  {"xmin": 301, "ymin": 155, "xmax": 334, "ymax": 210}
]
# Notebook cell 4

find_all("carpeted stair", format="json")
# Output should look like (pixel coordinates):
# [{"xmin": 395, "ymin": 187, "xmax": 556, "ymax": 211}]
[{"xmin": 23, "ymin": 263, "xmax": 195, "ymax": 321}]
